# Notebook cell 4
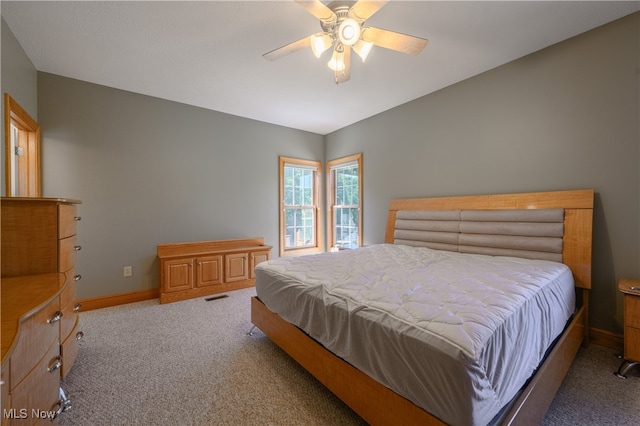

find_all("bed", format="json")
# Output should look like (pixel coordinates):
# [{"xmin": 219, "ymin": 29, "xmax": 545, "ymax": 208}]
[{"xmin": 251, "ymin": 189, "xmax": 593, "ymax": 425}]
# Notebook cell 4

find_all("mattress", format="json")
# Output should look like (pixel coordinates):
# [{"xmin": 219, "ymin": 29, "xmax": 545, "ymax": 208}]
[{"xmin": 255, "ymin": 244, "xmax": 575, "ymax": 426}]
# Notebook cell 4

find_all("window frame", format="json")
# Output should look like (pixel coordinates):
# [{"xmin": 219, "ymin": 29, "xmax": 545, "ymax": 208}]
[
  {"xmin": 279, "ymin": 156, "xmax": 323, "ymax": 257},
  {"xmin": 327, "ymin": 153, "xmax": 363, "ymax": 250}
]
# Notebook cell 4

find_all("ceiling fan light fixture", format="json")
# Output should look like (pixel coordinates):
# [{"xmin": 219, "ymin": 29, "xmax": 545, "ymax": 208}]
[
  {"xmin": 327, "ymin": 48, "xmax": 345, "ymax": 72},
  {"xmin": 264, "ymin": 0, "xmax": 428, "ymax": 84},
  {"xmin": 310, "ymin": 33, "xmax": 333, "ymax": 58},
  {"xmin": 338, "ymin": 18, "xmax": 360, "ymax": 46},
  {"xmin": 353, "ymin": 39, "xmax": 373, "ymax": 62}
]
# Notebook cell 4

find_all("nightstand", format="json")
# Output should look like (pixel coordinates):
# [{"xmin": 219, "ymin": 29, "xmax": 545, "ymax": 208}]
[{"xmin": 615, "ymin": 278, "xmax": 640, "ymax": 378}]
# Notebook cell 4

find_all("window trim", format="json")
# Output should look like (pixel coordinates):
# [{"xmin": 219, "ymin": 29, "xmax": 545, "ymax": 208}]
[
  {"xmin": 327, "ymin": 153, "xmax": 363, "ymax": 250},
  {"xmin": 279, "ymin": 156, "xmax": 323, "ymax": 257}
]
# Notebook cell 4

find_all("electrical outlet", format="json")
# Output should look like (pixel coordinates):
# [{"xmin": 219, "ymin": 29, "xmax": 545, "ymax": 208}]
[{"xmin": 123, "ymin": 266, "xmax": 132, "ymax": 277}]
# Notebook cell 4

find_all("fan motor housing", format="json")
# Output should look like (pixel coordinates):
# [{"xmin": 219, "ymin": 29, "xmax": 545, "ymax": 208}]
[{"xmin": 321, "ymin": 4, "xmax": 359, "ymax": 41}]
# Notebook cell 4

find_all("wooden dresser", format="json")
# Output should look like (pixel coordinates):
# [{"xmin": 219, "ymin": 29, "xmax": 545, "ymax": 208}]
[
  {"xmin": 2, "ymin": 274, "xmax": 68, "ymax": 424},
  {"xmin": 616, "ymin": 278, "xmax": 640, "ymax": 378},
  {"xmin": 1, "ymin": 197, "xmax": 83, "ymax": 424},
  {"xmin": 157, "ymin": 238, "xmax": 272, "ymax": 304}
]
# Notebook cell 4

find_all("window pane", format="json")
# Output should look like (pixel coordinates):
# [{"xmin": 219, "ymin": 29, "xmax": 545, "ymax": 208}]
[
  {"xmin": 335, "ymin": 164, "xmax": 358, "ymax": 206},
  {"xmin": 284, "ymin": 188, "xmax": 293, "ymax": 206},
  {"xmin": 285, "ymin": 166, "xmax": 316, "ymax": 207},
  {"xmin": 293, "ymin": 181, "xmax": 301, "ymax": 205},
  {"xmin": 334, "ymin": 207, "xmax": 359, "ymax": 249},
  {"xmin": 303, "ymin": 188, "xmax": 312, "ymax": 206},
  {"xmin": 284, "ymin": 207, "xmax": 315, "ymax": 248},
  {"xmin": 284, "ymin": 167, "xmax": 294, "ymax": 206},
  {"xmin": 303, "ymin": 170, "xmax": 312, "ymax": 205},
  {"xmin": 336, "ymin": 185, "xmax": 344, "ymax": 205}
]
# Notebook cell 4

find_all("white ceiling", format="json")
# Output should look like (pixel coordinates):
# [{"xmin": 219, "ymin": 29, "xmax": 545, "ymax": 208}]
[{"xmin": 2, "ymin": 1, "xmax": 638, "ymax": 135}]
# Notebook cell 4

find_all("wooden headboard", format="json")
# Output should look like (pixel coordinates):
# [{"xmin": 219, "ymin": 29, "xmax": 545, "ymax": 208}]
[{"xmin": 384, "ymin": 189, "xmax": 594, "ymax": 289}]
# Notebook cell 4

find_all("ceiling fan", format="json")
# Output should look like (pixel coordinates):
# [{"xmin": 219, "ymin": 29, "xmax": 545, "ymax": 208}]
[{"xmin": 264, "ymin": 0, "xmax": 428, "ymax": 84}]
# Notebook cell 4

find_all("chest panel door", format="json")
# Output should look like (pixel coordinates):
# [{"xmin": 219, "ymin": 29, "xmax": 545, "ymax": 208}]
[
  {"xmin": 196, "ymin": 255, "xmax": 223, "ymax": 288},
  {"xmin": 163, "ymin": 258, "xmax": 194, "ymax": 293},
  {"xmin": 250, "ymin": 251, "xmax": 271, "ymax": 279},
  {"xmin": 225, "ymin": 253, "xmax": 248, "ymax": 282}
]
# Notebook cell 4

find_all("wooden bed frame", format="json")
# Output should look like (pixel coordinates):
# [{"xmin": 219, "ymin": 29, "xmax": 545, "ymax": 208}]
[{"xmin": 251, "ymin": 189, "xmax": 594, "ymax": 425}]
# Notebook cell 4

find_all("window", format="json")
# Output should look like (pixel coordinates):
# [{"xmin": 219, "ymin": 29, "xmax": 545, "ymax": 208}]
[
  {"xmin": 327, "ymin": 153, "xmax": 362, "ymax": 250},
  {"xmin": 279, "ymin": 156, "xmax": 323, "ymax": 257}
]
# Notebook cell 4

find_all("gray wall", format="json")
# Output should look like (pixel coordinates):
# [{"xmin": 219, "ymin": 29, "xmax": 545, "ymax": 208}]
[
  {"xmin": 2, "ymin": 13, "xmax": 638, "ymax": 335},
  {"xmin": 36, "ymin": 73, "xmax": 324, "ymax": 299},
  {"xmin": 1, "ymin": 17, "xmax": 38, "ymax": 195},
  {"xmin": 326, "ymin": 13, "xmax": 640, "ymax": 333}
]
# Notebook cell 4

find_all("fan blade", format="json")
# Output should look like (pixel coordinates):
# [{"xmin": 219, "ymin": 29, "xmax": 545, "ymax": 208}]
[
  {"xmin": 263, "ymin": 36, "xmax": 311, "ymax": 61},
  {"xmin": 349, "ymin": 0, "xmax": 389, "ymax": 22},
  {"xmin": 335, "ymin": 46, "xmax": 351, "ymax": 84},
  {"xmin": 295, "ymin": 0, "xmax": 336, "ymax": 23},
  {"xmin": 361, "ymin": 27, "xmax": 428, "ymax": 55}
]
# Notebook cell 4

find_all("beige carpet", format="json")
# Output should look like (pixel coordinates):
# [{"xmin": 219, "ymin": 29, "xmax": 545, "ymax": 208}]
[{"xmin": 59, "ymin": 287, "xmax": 639, "ymax": 425}]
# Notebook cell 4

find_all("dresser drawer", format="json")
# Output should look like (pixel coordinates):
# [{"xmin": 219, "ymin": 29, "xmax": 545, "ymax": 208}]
[
  {"xmin": 625, "ymin": 326, "xmax": 640, "ymax": 362},
  {"xmin": 625, "ymin": 295, "xmax": 640, "ymax": 329},
  {"xmin": 58, "ymin": 204, "xmax": 77, "ymax": 239},
  {"xmin": 1, "ymin": 365, "xmax": 9, "ymax": 426},
  {"xmin": 10, "ymin": 340, "xmax": 61, "ymax": 425},
  {"xmin": 59, "ymin": 278, "xmax": 79, "ymax": 341},
  {"xmin": 60, "ymin": 320, "xmax": 82, "ymax": 379},
  {"xmin": 58, "ymin": 236, "xmax": 78, "ymax": 273},
  {"xmin": 10, "ymin": 298, "xmax": 61, "ymax": 388}
]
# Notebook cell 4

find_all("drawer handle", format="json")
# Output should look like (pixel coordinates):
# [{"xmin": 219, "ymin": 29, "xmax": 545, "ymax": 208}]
[
  {"xmin": 76, "ymin": 331, "xmax": 84, "ymax": 341},
  {"xmin": 74, "ymin": 216, "xmax": 82, "ymax": 221},
  {"xmin": 74, "ymin": 303, "xmax": 82, "ymax": 312},
  {"xmin": 74, "ymin": 245, "xmax": 82, "ymax": 251},
  {"xmin": 48, "ymin": 311, "xmax": 63, "ymax": 324},
  {"xmin": 47, "ymin": 356, "xmax": 63, "ymax": 373},
  {"xmin": 74, "ymin": 274, "xmax": 82, "ymax": 281}
]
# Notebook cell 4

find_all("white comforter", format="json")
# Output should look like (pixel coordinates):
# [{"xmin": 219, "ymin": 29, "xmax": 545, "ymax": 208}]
[{"xmin": 255, "ymin": 244, "xmax": 575, "ymax": 425}]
